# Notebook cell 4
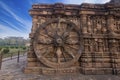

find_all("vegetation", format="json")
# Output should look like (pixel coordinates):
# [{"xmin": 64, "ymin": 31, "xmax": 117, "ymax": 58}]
[
  {"xmin": 0, "ymin": 46, "xmax": 28, "ymax": 58},
  {"xmin": 3, "ymin": 48, "xmax": 9, "ymax": 54},
  {"xmin": 0, "ymin": 37, "xmax": 29, "ymax": 46},
  {"xmin": 0, "ymin": 37, "xmax": 29, "ymax": 58},
  {"xmin": 0, "ymin": 47, "xmax": 2, "ymax": 51}
]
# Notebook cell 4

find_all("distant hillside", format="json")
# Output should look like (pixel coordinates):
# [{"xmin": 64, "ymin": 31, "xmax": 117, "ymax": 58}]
[{"xmin": 0, "ymin": 37, "xmax": 29, "ymax": 46}]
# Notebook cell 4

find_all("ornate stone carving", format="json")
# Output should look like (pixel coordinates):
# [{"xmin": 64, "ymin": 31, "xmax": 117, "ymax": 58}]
[
  {"xmin": 108, "ymin": 16, "xmax": 120, "ymax": 36},
  {"xmin": 33, "ymin": 18, "xmax": 83, "ymax": 68},
  {"xmin": 25, "ymin": 1, "xmax": 120, "ymax": 75},
  {"xmin": 88, "ymin": 16, "xmax": 107, "ymax": 34},
  {"xmin": 113, "ymin": 17, "xmax": 120, "ymax": 34}
]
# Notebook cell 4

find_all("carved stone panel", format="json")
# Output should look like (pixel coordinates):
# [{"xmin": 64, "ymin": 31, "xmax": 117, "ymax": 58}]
[
  {"xmin": 25, "ymin": 0, "xmax": 120, "ymax": 75},
  {"xmin": 33, "ymin": 18, "xmax": 83, "ymax": 68}
]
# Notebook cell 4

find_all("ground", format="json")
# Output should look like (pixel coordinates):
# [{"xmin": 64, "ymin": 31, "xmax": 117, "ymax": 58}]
[{"xmin": 0, "ymin": 56, "xmax": 120, "ymax": 80}]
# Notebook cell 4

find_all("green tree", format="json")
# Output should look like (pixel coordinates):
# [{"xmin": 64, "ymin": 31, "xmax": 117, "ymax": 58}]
[
  {"xmin": 3, "ymin": 48, "xmax": 9, "ymax": 54},
  {"xmin": 22, "ymin": 47, "xmax": 26, "ymax": 50}
]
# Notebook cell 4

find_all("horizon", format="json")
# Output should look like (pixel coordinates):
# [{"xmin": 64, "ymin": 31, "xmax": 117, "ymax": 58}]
[{"xmin": 0, "ymin": 0, "xmax": 110, "ymax": 39}]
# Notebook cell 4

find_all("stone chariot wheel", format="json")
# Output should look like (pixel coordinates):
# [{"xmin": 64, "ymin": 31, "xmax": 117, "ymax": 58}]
[{"xmin": 33, "ymin": 18, "xmax": 83, "ymax": 68}]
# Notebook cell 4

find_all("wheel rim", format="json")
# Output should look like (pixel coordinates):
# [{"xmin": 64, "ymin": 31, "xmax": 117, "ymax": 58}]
[{"xmin": 33, "ymin": 19, "xmax": 83, "ymax": 68}]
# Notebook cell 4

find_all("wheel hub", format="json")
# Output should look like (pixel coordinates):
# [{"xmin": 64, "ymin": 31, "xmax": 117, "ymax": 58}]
[{"xmin": 55, "ymin": 36, "xmax": 64, "ymax": 47}]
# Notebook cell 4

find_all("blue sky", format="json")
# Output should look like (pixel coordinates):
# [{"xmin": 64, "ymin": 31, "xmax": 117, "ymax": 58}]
[{"xmin": 0, "ymin": 0, "xmax": 110, "ymax": 39}]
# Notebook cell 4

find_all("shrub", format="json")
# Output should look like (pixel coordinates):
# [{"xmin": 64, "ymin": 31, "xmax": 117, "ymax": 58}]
[
  {"xmin": 10, "ymin": 46, "xmax": 14, "ymax": 49},
  {"xmin": 22, "ymin": 47, "xmax": 26, "ymax": 50},
  {"xmin": 3, "ymin": 48, "xmax": 9, "ymax": 54},
  {"xmin": 5, "ymin": 46, "xmax": 9, "ymax": 48},
  {"xmin": 0, "ymin": 47, "xmax": 2, "ymax": 51},
  {"xmin": 15, "ymin": 46, "xmax": 18, "ymax": 49}
]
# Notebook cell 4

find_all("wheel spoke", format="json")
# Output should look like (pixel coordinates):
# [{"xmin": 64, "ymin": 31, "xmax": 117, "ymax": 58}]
[
  {"xmin": 43, "ymin": 47, "xmax": 53, "ymax": 57},
  {"xmin": 56, "ymin": 47, "xmax": 62, "ymax": 63},
  {"xmin": 54, "ymin": 19, "xmax": 61, "ymax": 36},
  {"xmin": 37, "ymin": 40, "xmax": 53, "ymax": 45},
  {"xmin": 45, "ymin": 29, "xmax": 54, "ymax": 39},
  {"xmin": 66, "ymin": 24, "xmax": 74, "ymax": 32},
  {"xmin": 66, "ymin": 45, "xmax": 79, "ymax": 51},
  {"xmin": 36, "ymin": 46, "xmax": 50, "ymax": 50},
  {"xmin": 61, "ymin": 47, "xmax": 67, "ymax": 62},
  {"xmin": 65, "ymin": 42, "xmax": 79, "ymax": 45},
  {"xmin": 53, "ymin": 47, "xmax": 57, "ymax": 59},
  {"xmin": 63, "ymin": 24, "xmax": 74, "ymax": 37},
  {"xmin": 39, "ymin": 33, "xmax": 51, "ymax": 39},
  {"xmin": 63, "ymin": 46, "xmax": 75, "ymax": 58}
]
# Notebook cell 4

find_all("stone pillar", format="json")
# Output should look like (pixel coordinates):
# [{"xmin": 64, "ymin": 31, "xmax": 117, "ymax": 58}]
[
  {"xmin": 32, "ymin": 16, "xmax": 38, "ymax": 34},
  {"xmin": 107, "ymin": 15, "xmax": 114, "ymax": 35},
  {"xmin": 81, "ymin": 15, "xmax": 87, "ymax": 34},
  {"xmin": 107, "ymin": 15, "xmax": 118, "ymax": 75}
]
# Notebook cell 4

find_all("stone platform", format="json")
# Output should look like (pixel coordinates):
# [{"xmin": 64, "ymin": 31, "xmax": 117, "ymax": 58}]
[{"xmin": 0, "ymin": 56, "xmax": 120, "ymax": 80}]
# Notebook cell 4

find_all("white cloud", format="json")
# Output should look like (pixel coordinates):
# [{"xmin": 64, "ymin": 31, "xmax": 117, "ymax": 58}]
[
  {"xmin": 0, "ymin": 1, "xmax": 32, "ymax": 32},
  {"xmin": 0, "ymin": 1, "xmax": 32, "ymax": 38},
  {"xmin": 0, "ymin": 24, "xmax": 29, "ymax": 39},
  {"xmin": 63, "ymin": 0, "xmax": 110, "ymax": 4},
  {"xmin": 1, "ymin": 19, "xmax": 21, "ymax": 32}
]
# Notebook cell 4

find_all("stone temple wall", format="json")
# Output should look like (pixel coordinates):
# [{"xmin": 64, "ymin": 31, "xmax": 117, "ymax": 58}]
[{"xmin": 24, "ymin": 0, "xmax": 120, "ymax": 75}]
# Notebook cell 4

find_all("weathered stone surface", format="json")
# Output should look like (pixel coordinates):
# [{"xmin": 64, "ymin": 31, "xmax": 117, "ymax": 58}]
[{"xmin": 25, "ymin": 0, "xmax": 120, "ymax": 75}]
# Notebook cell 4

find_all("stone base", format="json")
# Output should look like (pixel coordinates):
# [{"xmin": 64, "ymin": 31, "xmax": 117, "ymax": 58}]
[
  {"xmin": 24, "ymin": 67, "xmax": 79, "ymax": 75},
  {"xmin": 80, "ymin": 68, "xmax": 113, "ymax": 75}
]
